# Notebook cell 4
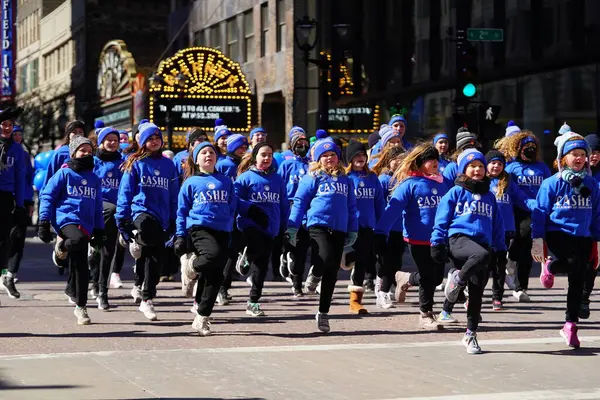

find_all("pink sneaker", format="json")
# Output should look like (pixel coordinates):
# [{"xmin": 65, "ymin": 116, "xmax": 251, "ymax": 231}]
[
  {"xmin": 540, "ymin": 258, "xmax": 554, "ymax": 289},
  {"xmin": 560, "ymin": 322, "xmax": 580, "ymax": 348}
]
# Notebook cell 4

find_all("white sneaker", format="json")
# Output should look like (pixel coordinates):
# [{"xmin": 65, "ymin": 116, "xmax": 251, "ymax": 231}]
[
  {"xmin": 316, "ymin": 312, "xmax": 330, "ymax": 333},
  {"xmin": 131, "ymin": 285, "xmax": 142, "ymax": 304},
  {"xmin": 192, "ymin": 315, "xmax": 211, "ymax": 336},
  {"xmin": 65, "ymin": 293, "xmax": 76, "ymax": 305},
  {"xmin": 180, "ymin": 254, "xmax": 198, "ymax": 298},
  {"xmin": 54, "ymin": 237, "xmax": 68, "ymax": 260},
  {"xmin": 139, "ymin": 299, "xmax": 157, "ymax": 321},
  {"xmin": 436, "ymin": 282, "xmax": 444, "ymax": 291},
  {"xmin": 109, "ymin": 273, "xmax": 123, "ymax": 289},
  {"xmin": 246, "ymin": 276, "xmax": 253, "ymax": 287},
  {"xmin": 74, "ymin": 306, "xmax": 91, "ymax": 325},
  {"xmin": 512, "ymin": 290, "xmax": 530, "ymax": 302},
  {"xmin": 376, "ymin": 291, "xmax": 394, "ymax": 309},
  {"xmin": 305, "ymin": 266, "xmax": 321, "ymax": 294},
  {"xmin": 216, "ymin": 291, "xmax": 230, "ymax": 306},
  {"xmin": 190, "ymin": 301, "xmax": 198, "ymax": 313},
  {"xmin": 129, "ymin": 233, "xmax": 142, "ymax": 259},
  {"xmin": 118, "ymin": 234, "xmax": 128, "ymax": 248}
]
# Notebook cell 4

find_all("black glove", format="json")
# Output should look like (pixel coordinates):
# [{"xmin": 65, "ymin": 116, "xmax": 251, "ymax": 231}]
[
  {"xmin": 118, "ymin": 220, "xmax": 135, "ymax": 243},
  {"xmin": 580, "ymin": 185, "xmax": 592, "ymax": 198},
  {"xmin": 373, "ymin": 234, "xmax": 388, "ymax": 256},
  {"xmin": 248, "ymin": 205, "xmax": 269, "ymax": 229},
  {"xmin": 430, "ymin": 244, "xmax": 449, "ymax": 264},
  {"xmin": 90, "ymin": 229, "xmax": 106, "ymax": 247},
  {"xmin": 174, "ymin": 237, "xmax": 187, "ymax": 257},
  {"xmin": 37, "ymin": 221, "xmax": 53, "ymax": 243},
  {"xmin": 13, "ymin": 207, "xmax": 29, "ymax": 227}
]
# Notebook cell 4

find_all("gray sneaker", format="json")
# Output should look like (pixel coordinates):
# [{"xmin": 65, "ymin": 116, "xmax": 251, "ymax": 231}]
[
  {"xmin": 316, "ymin": 312, "xmax": 330, "ymax": 333},
  {"xmin": 246, "ymin": 302, "xmax": 265, "ymax": 317},
  {"xmin": 192, "ymin": 315, "xmax": 211, "ymax": 336},
  {"xmin": 0, "ymin": 274, "xmax": 20, "ymax": 299},
  {"xmin": 462, "ymin": 332, "xmax": 482, "ymax": 354},
  {"xmin": 304, "ymin": 266, "xmax": 321, "ymax": 295},
  {"xmin": 74, "ymin": 306, "xmax": 91, "ymax": 325},
  {"xmin": 444, "ymin": 269, "xmax": 465, "ymax": 303}
]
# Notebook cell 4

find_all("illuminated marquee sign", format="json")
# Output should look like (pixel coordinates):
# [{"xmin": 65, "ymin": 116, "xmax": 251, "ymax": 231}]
[
  {"xmin": 150, "ymin": 47, "xmax": 252, "ymax": 133},
  {"xmin": 328, "ymin": 104, "xmax": 380, "ymax": 134},
  {"xmin": 97, "ymin": 40, "xmax": 137, "ymax": 103},
  {"xmin": 1, "ymin": 0, "xmax": 14, "ymax": 100}
]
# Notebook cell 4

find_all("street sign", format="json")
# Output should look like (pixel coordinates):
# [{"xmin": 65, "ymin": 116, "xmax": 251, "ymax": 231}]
[{"xmin": 467, "ymin": 28, "xmax": 504, "ymax": 42}]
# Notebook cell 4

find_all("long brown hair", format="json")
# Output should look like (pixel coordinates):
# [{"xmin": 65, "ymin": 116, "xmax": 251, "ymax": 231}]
[
  {"xmin": 392, "ymin": 142, "xmax": 435, "ymax": 185},
  {"xmin": 371, "ymin": 146, "xmax": 405, "ymax": 176},
  {"xmin": 121, "ymin": 146, "xmax": 155, "ymax": 172}
]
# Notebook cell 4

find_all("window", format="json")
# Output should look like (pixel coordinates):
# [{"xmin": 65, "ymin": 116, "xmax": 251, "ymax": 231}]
[
  {"xmin": 30, "ymin": 58, "xmax": 39, "ymax": 89},
  {"xmin": 260, "ymin": 3, "xmax": 268, "ymax": 57},
  {"xmin": 243, "ymin": 10, "xmax": 254, "ymax": 62},
  {"xmin": 18, "ymin": 64, "xmax": 27, "ymax": 94},
  {"xmin": 276, "ymin": 0, "xmax": 285, "ymax": 52},
  {"xmin": 44, "ymin": 54, "xmax": 50, "ymax": 80},
  {"xmin": 226, "ymin": 18, "xmax": 238, "ymax": 60},
  {"xmin": 57, "ymin": 46, "xmax": 62, "ymax": 73},
  {"xmin": 210, "ymin": 24, "xmax": 221, "ymax": 51}
]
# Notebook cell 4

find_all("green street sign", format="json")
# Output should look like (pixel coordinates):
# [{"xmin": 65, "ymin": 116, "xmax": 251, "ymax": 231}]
[{"xmin": 467, "ymin": 28, "xmax": 504, "ymax": 42}]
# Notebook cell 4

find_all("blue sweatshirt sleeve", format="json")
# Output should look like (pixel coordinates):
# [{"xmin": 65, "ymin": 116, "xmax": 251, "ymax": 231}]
[
  {"xmin": 233, "ymin": 176, "xmax": 251, "ymax": 216},
  {"xmin": 491, "ymin": 198, "xmax": 506, "ymax": 251},
  {"xmin": 374, "ymin": 176, "xmax": 386, "ymax": 222},
  {"xmin": 169, "ymin": 169, "xmax": 180, "ymax": 225},
  {"xmin": 531, "ymin": 180, "xmax": 552, "ymax": 239},
  {"xmin": 24, "ymin": 153, "xmax": 34, "ymax": 204},
  {"xmin": 176, "ymin": 181, "xmax": 192, "ymax": 237},
  {"xmin": 43, "ymin": 149, "xmax": 65, "ymax": 189},
  {"xmin": 375, "ymin": 180, "xmax": 411, "ymax": 237},
  {"xmin": 39, "ymin": 170, "xmax": 63, "ymax": 222},
  {"xmin": 95, "ymin": 179, "xmax": 105, "ymax": 230},
  {"xmin": 13, "ymin": 146, "xmax": 26, "ymax": 207},
  {"xmin": 509, "ymin": 180, "xmax": 536, "ymax": 212},
  {"xmin": 431, "ymin": 190, "xmax": 457, "ymax": 245},
  {"xmin": 116, "ymin": 166, "xmax": 138, "ymax": 225},
  {"xmin": 288, "ymin": 175, "xmax": 317, "ymax": 229},
  {"xmin": 347, "ymin": 179, "xmax": 358, "ymax": 233},
  {"xmin": 442, "ymin": 163, "xmax": 457, "ymax": 181},
  {"xmin": 279, "ymin": 178, "xmax": 290, "ymax": 232},
  {"xmin": 591, "ymin": 184, "xmax": 600, "ymax": 241}
]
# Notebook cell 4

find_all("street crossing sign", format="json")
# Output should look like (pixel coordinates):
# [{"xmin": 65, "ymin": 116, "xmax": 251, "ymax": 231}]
[{"xmin": 467, "ymin": 28, "xmax": 504, "ymax": 42}]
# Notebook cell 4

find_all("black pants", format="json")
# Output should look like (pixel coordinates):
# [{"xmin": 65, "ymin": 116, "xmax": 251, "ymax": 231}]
[
  {"xmin": 133, "ymin": 213, "xmax": 165, "ymax": 301},
  {"xmin": 112, "ymin": 242, "xmax": 125, "ymax": 274},
  {"xmin": 286, "ymin": 226, "xmax": 310, "ymax": 290},
  {"xmin": 0, "ymin": 191, "xmax": 15, "ymax": 273},
  {"xmin": 489, "ymin": 235, "xmax": 513, "ymax": 301},
  {"xmin": 448, "ymin": 235, "xmax": 490, "ymax": 331},
  {"xmin": 349, "ymin": 227, "xmax": 374, "ymax": 287},
  {"xmin": 377, "ymin": 230, "xmax": 405, "ymax": 292},
  {"xmin": 221, "ymin": 226, "xmax": 242, "ymax": 292},
  {"xmin": 8, "ymin": 208, "xmax": 27, "ymax": 274},
  {"xmin": 61, "ymin": 224, "xmax": 90, "ymax": 307},
  {"xmin": 270, "ymin": 233, "xmax": 283, "ymax": 279},
  {"xmin": 309, "ymin": 227, "xmax": 345, "ymax": 314},
  {"xmin": 243, "ymin": 227, "xmax": 274, "ymax": 303},
  {"xmin": 98, "ymin": 202, "xmax": 119, "ymax": 296},
  {"xmin": 546, "ymin": 231, "xmax": 592, "ymax": 323},
  {"xmin": 189, "ymin": 227, "xmax": 229, "ymax": 317},
  {"xmin": 162, "ymin": 245, "xmax": 180, "ymax": 277},
  {"xmin": 409, "ymin": 244, "xmax": 444, "ymax": 313},
  {"xmin": 509, "ymin": 209, "xmax": 533, "ymax": 291},
  {"xmin": 582, "ymin": 264, "xmax": 597, "ymax": 305}
]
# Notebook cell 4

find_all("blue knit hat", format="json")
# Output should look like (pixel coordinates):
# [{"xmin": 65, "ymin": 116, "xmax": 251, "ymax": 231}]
[
  {"xmin": 138, "ymin": 122, "xmax": 163, "ymax": 147},
  {"xmin": 288, "ymin": 126, "xmax": 305, "ymax": 141},
  {"xmin": 433, "ymin": 133, "xmax": 448, "ymax": 145},
  {"xmin": 312, "ymin": 138, "xmax": 340, "ymax": 161},
  {"xmin": 192, "ymin": 141, "xmax": 218, "ymax": 163},
  {"xmin": 250, "ymin": 126, "xmax": 266, "ymax": 139},
  {"xmin": 381, "ymin": 129, "xmax": 401, "ymax": 147},
  {"xmin": 505, "ymin": 120, "xmax": 521, "ymax": 137},
  {"xmin": 226, "ymin": 134, "xmax": 249, "ymax": 153},
  {"xmin": 585, "ymin": 134, "xmax": 600, "ymax": 152},
  {"xmin": 378, "ymin": 125, "xmax": 393, "ymax": 138},
  {"xmin": 388, "ymin": 115, "xmax": 406, "ymax": 127},
  {"xmin": 214, "ymin": 125, "xmax": 231, "ymax": 142},
  {"xmin": 12, "ymin": 125, "xmax": 23, "ymax": 134},
  {"xmin": 97, "ymin": 127, "xmax": 119, "ymax": 146},
  {"xmin": 94, "ymin": 120, "xmax": 105, "ymax": 129},
  {"xmin": 457, "ymin": 148, "xmax": 486, "ymax": 173},
  {"xmin": 315, "ymin": 129, "xmax": 328, "ymax": 139}
]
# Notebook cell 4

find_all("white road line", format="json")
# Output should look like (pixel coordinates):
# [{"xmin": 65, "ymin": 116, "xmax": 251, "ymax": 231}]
[
  {"xmin": 1, "ymin": 335, "xmax": 600, "ymax": 361},
  {"xmin": 384, "ymin": 388, "xmax": 600, "ymax": 400}
]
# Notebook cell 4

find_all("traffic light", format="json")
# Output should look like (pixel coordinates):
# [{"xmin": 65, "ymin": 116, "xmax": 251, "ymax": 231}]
[{"xmin": 457, "ymin": 43, "xmax": 478, "ymax": 98}]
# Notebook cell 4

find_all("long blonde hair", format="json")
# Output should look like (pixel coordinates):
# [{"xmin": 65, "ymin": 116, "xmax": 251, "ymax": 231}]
[
  {"xmin": 371, "ymin": 146, "xmax": 405, "ymax": 176},
  {"xmin": 121, "ymin": 146, "xmax": 155, "ymax": 172},
  {"xmin": 392, "ymin": 142, "xmax": 436, "ymax": 185},
  {"xmin": 309, "ymin": 160, "xmax": 345, "ymax": 177}
]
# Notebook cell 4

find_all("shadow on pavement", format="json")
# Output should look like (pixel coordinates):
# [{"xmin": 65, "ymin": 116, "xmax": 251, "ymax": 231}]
[{"xmin": 491, "ymin": 346, "xmax": 600, "ymax": 356}]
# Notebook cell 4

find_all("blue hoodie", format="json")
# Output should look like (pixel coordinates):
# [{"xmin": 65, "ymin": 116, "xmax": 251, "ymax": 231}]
[
  {"xmin": 442, "ymin": 161, "xmax": 458, "ymax": 182},
  {"xmin": 490, "ymin": 176, "xmax": 536, "ymax": 233},
  {"xmin": 23, "ymin": 147, "xmax": 34, "ymax": 204},
  {"xmin": 39, "ymin": 167, "xmax": 104, "ymax": 235},
  {"xmin": 277, "ymin": 155, "xmax": 310, "ymax": 199},
  {"xmin": 116, "ymin": 155, "xmax": 179, "ymax": 230},
  {"xmin": 0, "ymin": 140, "xmax": 26, "ymax": 207},
  {"xmin": 531, "ymin": 173, "xmax": 600, "ymax": 240},
  {"xmin": 176, "ymin": 171, "xmax": 236, "ymax": 236},
  {"xmin": 216, "ymin": 155, "xmax": 240, "ymax": 181},
  {"xmin": 348, "ymin": 170, "xmax": 385, "ymax": 229},
  {"xmin": 234, "ymin": 168, "xmax": 289, "ymax": 237},
  {"xmin": 431, "ymin": 184, "xmax": 506, "ymax": 250},
  {"xmin": 289, "ymin": 171, "xmax": 358, "ymax": 233},
  {"xmin": 379, "ymin": 172, "xmax": 403, "ymax": 232},
  {"xmin": 438, "ymin": 157, "xmax": 450, "ymax": 173},
  {"xmin": 505, "ymin": 160, "xmax": 551, "ymax": 199},
  {"xmin": 93, "ymin": 154, "xmax": 125, "ymax": 205},
  {"xmin": 173, "ymin": 149, "xmax": 189, "ymax": 179},
  {"xmin": 376, "ymin": 176, "xmax": 452, "ymax": 242},
  {"xmin": 43, "ymin": 145, "xmax": 70, "ymax": 188}
]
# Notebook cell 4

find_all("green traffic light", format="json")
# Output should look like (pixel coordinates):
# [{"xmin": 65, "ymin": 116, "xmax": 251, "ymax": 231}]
[{"xmin": 463, "ymin": 83, "xmax": 476, "ymax": 97}]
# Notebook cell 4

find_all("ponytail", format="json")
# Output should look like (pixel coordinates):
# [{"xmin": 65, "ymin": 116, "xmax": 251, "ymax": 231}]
[
  {"xmin": 237, "ymin": 153, "xmax": 254, "ymax": 176},
  {"xmin": 121, "ymin": 146, "xmax": 154, "ymax": 172}
]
